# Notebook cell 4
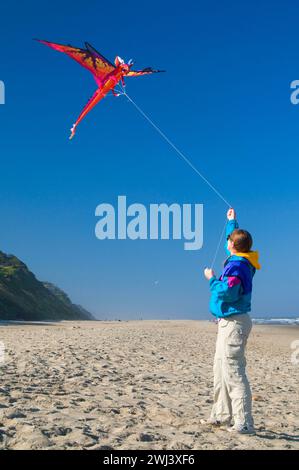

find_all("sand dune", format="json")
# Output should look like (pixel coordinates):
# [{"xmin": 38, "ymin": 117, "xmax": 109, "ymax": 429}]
[{"xmin": 0, "ymin": 320, "xmax": 298, "ymax": 450}]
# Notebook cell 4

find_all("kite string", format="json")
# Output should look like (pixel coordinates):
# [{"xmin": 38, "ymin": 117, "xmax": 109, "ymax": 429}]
[
  {"xmin": 119, "ymin": 89, "xmax": 232, "ymax": 208},
  {"xmin": 118, "ymin": 86, "xmax": 230, "ymax": 268},
  {"xmin": 210, "ymin": 218, "xmax": 227, "ymax": 270}
]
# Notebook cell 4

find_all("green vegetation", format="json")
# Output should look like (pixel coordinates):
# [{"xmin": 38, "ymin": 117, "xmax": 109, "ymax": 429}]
[{"xmin": 0, "ymin": 251, "xmax": 94, "ymax": 321}]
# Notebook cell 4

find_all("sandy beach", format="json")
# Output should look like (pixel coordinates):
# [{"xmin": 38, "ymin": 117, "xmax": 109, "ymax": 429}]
[{"xmin": 0, "ymin": 320, "xmax": 298, "ymax": 450}]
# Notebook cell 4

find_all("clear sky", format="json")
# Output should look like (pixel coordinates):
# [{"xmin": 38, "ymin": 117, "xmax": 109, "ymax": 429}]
[{"xmin": 0, "ymin": 0, "xmax": 298, "ymax": 319}]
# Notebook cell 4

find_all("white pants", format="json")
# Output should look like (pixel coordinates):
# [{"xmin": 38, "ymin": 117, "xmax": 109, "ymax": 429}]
[{"xmin": 210, "ymin": 313, "xmax": 253, "ymax": 426}]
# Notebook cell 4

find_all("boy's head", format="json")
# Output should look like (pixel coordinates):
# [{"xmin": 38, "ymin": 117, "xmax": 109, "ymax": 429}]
[{"xmin": 227, "ymin": 229, "xmax": 252, "ymax": 254}]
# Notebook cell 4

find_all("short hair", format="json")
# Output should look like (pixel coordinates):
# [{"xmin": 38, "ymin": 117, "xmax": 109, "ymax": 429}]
[{"xmin": 229, "ymin": 229, "xmax": 253, "ymax": 253}]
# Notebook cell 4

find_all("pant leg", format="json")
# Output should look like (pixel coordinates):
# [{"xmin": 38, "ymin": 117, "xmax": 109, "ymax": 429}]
[
  {"xmin": 210, "ymin": 320, "xmax": 232, "ymax": 423},
  {"xmin": 222, "ymin": 314, "xmax": 253, "ymax": 427}
]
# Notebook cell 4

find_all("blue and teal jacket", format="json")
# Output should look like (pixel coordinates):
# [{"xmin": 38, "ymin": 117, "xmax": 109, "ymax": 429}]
[{"xmin": 209, "ymin": 219, "xmax": 261, "ymax": 318}]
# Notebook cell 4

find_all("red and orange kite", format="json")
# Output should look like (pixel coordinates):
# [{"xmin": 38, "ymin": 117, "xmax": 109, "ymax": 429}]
[{"xmin": 36, "ymin": 39, "xmax": 164, "ymax": 139}]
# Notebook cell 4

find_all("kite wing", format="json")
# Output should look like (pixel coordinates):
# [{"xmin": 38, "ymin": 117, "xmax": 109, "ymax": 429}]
[
  {"xmin": 36, "ymin": 39, "xmax": 115, "ymax": 81},
  {"xmin": 127, "ymin": 67, "xmax": 165, "ymax": 77}
]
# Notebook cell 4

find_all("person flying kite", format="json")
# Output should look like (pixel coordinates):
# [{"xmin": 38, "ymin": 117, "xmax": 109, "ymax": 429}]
[{"xmin": 36, "ymin": 39, "xmax": 164, "ymax": 139}]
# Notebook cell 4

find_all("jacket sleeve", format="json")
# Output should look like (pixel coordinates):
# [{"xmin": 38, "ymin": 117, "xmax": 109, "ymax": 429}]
[
  {"xmin": 209, "ymin": 275, "xmax": 242, "ymax": 302},
  {"xmin": 225, "ymin": 219, "xmax": 239, "ymax": 255}
]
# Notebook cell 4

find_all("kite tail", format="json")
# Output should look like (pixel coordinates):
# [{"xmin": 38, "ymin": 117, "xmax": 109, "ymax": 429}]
[
  {"xmin": 68, "ymin": 87, "xmax": 107, "ymax": 139},
  {"xmin": 69, "ymin": 124, "xmax": 77, "ymax": 140}
]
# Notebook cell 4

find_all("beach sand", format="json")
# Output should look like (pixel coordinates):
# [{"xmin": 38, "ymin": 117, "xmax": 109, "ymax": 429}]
[{"xmin": 0, "ymin": 320, "xmax": 298, "ymax": 450}]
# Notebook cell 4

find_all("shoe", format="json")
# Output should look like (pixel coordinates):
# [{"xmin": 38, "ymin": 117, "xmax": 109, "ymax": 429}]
[{"xmin": 227, "ymin": 423, "xmax": 256, "ymax": 435}]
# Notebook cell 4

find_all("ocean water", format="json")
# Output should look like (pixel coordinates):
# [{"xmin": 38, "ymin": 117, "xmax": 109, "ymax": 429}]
[{"xmin": 252, "ymin": 317, "xmax": 299, "ymax": 325}]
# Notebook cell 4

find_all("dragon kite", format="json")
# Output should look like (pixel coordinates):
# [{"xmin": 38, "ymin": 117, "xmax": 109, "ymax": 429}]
[{"xmin": 36, "ymin": 39, "xmax": 164, "ymax": 139}]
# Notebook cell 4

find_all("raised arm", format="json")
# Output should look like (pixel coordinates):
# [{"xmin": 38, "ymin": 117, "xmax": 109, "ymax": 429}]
[{"xmin": 225, "ymin": 208, "xmax": 239, "ymax": 255}]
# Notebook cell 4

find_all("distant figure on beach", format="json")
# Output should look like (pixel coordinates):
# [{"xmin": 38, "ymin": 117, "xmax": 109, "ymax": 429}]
[{"xmin": 202, "ymin": 208, "xmax": 261, "ymax": 434}]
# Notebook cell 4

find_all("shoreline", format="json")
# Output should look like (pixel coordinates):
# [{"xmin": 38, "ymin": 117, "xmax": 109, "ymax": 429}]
[{"xmin": 1, "ymin": 318, "xmax": 298, "ymax": 325}]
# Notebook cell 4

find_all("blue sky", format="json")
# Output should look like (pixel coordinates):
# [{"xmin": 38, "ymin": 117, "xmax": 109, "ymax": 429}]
[{"xmin": 0, "ymin": 0, "xmax": 298, "ymax": 319}]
